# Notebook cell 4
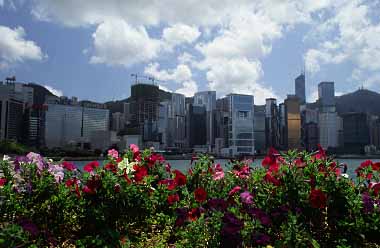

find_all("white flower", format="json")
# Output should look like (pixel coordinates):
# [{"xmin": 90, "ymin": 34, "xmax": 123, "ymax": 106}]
[
  {"xmin": 3, "ymin": 155, "xmax": 10, "ymax": 161},
  {"xmin": 118, "ymin": 157, "xmax": 136, "ymax": 174}
]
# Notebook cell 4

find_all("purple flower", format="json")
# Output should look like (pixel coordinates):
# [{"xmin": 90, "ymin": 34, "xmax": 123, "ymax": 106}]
[
  {"xmin": 240, "ymin": 191, "xmax": 253, "ymax": 204},
  {"xmin": 13, "ymin": 156, "xmax": 28, "ymax": 172},
  {"xmin": 18, "ymin": 218, "xmax": 39, "ymax": 236},
  {"xmin": 222, "ymin": 212, "xmax": 243, "ymax": 234},
  {"xmin": 248, "ymin": 208, "xmax": 272, "ymax": 226},
  {"xmin": 26, "ymin": 152, "xmax": 45, "ymax": 172},
  {"xmin": 48, "ymin": 164, "xmax": 65, "ymax": 183},
  {"xmin": 362, "ymin": 192, "xmax": 374, "ymax": 213},
  {"xmin": 175, "ymin": 208, "xmax": 188, "ymax": 227},
  {"xmin": 252, "ymin": 233, "xmax": 271, "ymax": 245},
  {"xmin": 207, "ymin": 198, "xmax": 227, "ymax": 212},
  {"xmin": 221, "ymin": 212, "xmax": 243, "ymax": 247}
]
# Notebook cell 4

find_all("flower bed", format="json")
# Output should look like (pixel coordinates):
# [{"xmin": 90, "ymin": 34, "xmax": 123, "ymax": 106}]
[{"xmin": 0, "ymin": 145, "xmax": 380, "ymax": 247}]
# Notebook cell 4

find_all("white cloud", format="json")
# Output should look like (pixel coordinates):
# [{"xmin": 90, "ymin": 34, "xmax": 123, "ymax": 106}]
[
  {"xmin": 34, "ymin": 0, "xmax": 380, "ymax": 99},
  {"xmin": 162, "ymin": 23, "xmax": 200, "ymax": 48},
  {"xmin": 178, "ymin": 52, "xmax": 195, "ymax": 65},
  {"xmin": 175, "ymin": 80, "xmax": 198, "ymax": 97},
  {"xmin": 0, "ymin": 25, "xmax": 45, "ymax": 68},
  {"xmin": 44, "ymin": 85, "xmax": 63, "ymax": 96},
  {"xmin": 145, "ymin": 63, "xmax": 197, "ymax": 97},
  {"xmin": 90, "ymin": 19, "xmax": 161, "ymax": 67},
  {"xmin": 304, "ymin": 0, "xmax": 380, "ymax": 83},
  {"xmin": 205, "ymin": 58, "xmax": 277, "ymax": 104},
  {"xmin": 144, "ymin": 63, "xmax": 192, "ymax": 83}
]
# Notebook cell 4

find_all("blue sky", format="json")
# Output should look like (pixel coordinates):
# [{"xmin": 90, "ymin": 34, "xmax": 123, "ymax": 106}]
[{"xmin": 0, "ymin": 0, "xmax": 379, "ymax": 104}]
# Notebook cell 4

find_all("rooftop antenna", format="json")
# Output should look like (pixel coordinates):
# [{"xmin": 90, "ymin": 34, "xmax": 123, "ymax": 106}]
[
  {"xmin": 148, "ymin": 76, "xmax": 165, "ymax": 86},
  {"xmin": 130, "ymin": 73, "xmax": 138, "ymax": 84}
]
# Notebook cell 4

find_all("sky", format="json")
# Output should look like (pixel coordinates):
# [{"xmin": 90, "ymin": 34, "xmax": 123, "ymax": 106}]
[{"xmin": 0, "ymin": 0, "xmax": 379, "ymax": 104}]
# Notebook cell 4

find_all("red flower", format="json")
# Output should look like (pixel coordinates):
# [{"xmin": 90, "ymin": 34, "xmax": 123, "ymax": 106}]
[
  {"xmin": 369, "ymin": 183, "xmax": 380, "ymax": 196},
  {"xmin": 114, "ymin": 183, "xmax": 121, "ymax": 193},
  {"xmin": 65, "ymin": 178, "xmax": 81, "ymax": 198},
  {"xmin": 173, "ymin": 170, "xmax": 187, "ymax": 186},
  {"xmin": 372, "ymin": 162, "xmax": 380, "ymax": 171},
  {"xmin": 294, "ymin": 158, "xmax": 306, "ymax": 168},
  {"xmin": 133, "ymin": 165, "xmax": 148, "ymax": 182},
  {"xmin": 83, "ymin": 185, "xmax": 95, "ymax": 194},
  {"xmin": 165, "ymin": 163, "xmax": 171, "ymax": 172},
  {"xmin": 315, "ymin": 144, "xmax": 327, "ymax": 160},
  {"xmin": 82, "ymin": 175, "xmax": 101, "ymax": 195},
  {"xmin": 147, "ymin": 153, "xmax": 164, "ymax": 167},
  {"xmin": 62, "ymin": 161, "xmax": 76, "ymax": 171},
  {"xmin": 0, "ymin": 178, "xmax": 7, "ymax": 186},
  {"xmin": 83, "ymin": 161, "xmax": 99, "ymax": 172},
  {"xmin": 262, "ymin": 148, "xmax": 279, "ymax": 168},
  {"xmin": 355, "ymin": 160, "xmax": 374, "ymax": 177},
  {"xmin": 188, "ymin": 208, "xmax": 202, "ymax": 221},
  {"xmin": 167, "ymin": 194, "xmax": 180, "ymax": 205},
  {"xmin": 158, "ymin": 179, "xmax": 176, "ymax": 190},
  {"xmin": 123, "ymin": 171, "xmax": 132, "ymax": 184},
  {"xmin": 104, "ymin": 163, "xmax": 117, "ymax": 173},
  {"xmin": 194, "ymin": 187, "xmax": 207, "ymax": 203},
  {"xmin": 264, "ymin": 172, "xmax": 281, "ymax": 186},
  {"xmin": 309, "ymin": 189, "xmax": 327, "ymax": 209}
]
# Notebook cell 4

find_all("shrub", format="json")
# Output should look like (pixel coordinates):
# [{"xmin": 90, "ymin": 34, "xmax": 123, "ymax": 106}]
[{"xmin": 0, "ymin": 146, "xmax": 379, "ymax": 247}]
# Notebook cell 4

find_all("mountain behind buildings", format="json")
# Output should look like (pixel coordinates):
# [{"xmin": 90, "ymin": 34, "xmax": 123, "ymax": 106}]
[{"xmin": 336, "ymin": 89, "xmax": 380, "ymax": 116}]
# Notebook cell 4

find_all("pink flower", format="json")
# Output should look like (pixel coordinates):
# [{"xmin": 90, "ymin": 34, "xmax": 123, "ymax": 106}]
[
  {"xmin": 107, "ymin": 149, "xmax": 119, "ymax": 159},
  {"xmin": 213, "ymin": 164, "xmax": 225, "ymax": 180},
  {"xmin": 240, "ymin": 191, "xmax": 253, "ymax": 204},
  {"xmin": 229, "ymin": 186, "xmax": 242, "ymax": 196},
  {"xmin": 233, "ymin": 165, "xmax": 251, "ymax": 179},
  {"xmin": 130, "ymin": 144, "xmax": 139, "ymax": 154}
]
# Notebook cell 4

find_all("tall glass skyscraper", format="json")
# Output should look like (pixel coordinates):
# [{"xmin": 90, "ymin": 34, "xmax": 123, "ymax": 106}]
[
  {"xmin": 193, "ymin": 91, "xmax": 216, "ymax": 151},
  {"xmin": 227, "ymin": 94, "xmax": 255, "ymax": 156},
  {"xmin": 295, "ymin": 73, "xmax": 306, "ymax": 104}
]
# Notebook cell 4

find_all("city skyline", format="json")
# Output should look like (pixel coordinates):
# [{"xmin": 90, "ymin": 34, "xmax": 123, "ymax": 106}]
[{"xmin": 1, "ymin": 1, "xmax": 380, "ymax": 104}]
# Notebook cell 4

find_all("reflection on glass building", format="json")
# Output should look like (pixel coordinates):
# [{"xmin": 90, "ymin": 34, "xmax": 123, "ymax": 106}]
[
  {"xmin": 45, "ymin": 104, "xmax": 109, "ymax": 148},
  {"xmin": 227, "ymin": 94, "xmax": 255, "ymax": 156},
  {"xmin": 285, "ymin": 95, "xmax": 301, "ymax": 149}
]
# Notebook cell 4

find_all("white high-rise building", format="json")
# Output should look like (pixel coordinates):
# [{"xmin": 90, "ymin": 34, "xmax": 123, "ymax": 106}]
[
  {"xmin": 318, "ymin": 112, "xmax": 338, "ymax": 149},
  {"xmin": 318, "ymin": 81, "xmax": 338, "ymax": 149},
  {"xmin": 226, "ymin": 94, "xmax": 255, "ymax": 156}
]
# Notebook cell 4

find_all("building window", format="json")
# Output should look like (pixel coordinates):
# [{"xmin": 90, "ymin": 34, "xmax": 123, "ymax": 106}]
[{"xmin": 238, "ymin": 111, "xmax": 248, "ymax": 120}]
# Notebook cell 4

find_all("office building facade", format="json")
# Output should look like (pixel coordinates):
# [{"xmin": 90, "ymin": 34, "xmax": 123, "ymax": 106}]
[
  {"xmin": 44, "ymin": 104, "xmax": 109, "ymax": 148},
  {"xmin": 226, "ymin": 94, "xmax": 255, "ymax": 156}
]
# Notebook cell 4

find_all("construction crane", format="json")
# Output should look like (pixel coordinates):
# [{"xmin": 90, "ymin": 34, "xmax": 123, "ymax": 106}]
[
  {"xmin": 148, "ymin": 76, "xmax": 165, "ymax": 86},
  {"xmin": 130, "ymin": 74, "xmax": 165, "ymax": 86},
  {"xmin": 130, "ymin": 73, "xmax": 150, "ymax": 84}
]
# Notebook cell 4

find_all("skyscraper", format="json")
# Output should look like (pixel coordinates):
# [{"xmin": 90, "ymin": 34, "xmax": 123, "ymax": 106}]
[
  {"xmin": 193, "ymin": 91, "xmax": 216, "ymax": 151},
  {"xmin": 318, "ymin": 81, "xmax": 338, "ymax": 149},
  {"xmin": 318, "ymin": 82, "xmax": 335, "ymax": 111},
  {"xmin": 265, "ymin": 98, "xmax": 280, "ymax": 149},
  {"xmin": 284, "ymin": 95, "xmax": 301, "ymax": 149},
  {"xmin": 226, "ymin": 94, "xmax": 255, "ymax": 156},
  {"xmin": 295, "ymin": 73, "xmax": 306, "ymax": 104}
]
